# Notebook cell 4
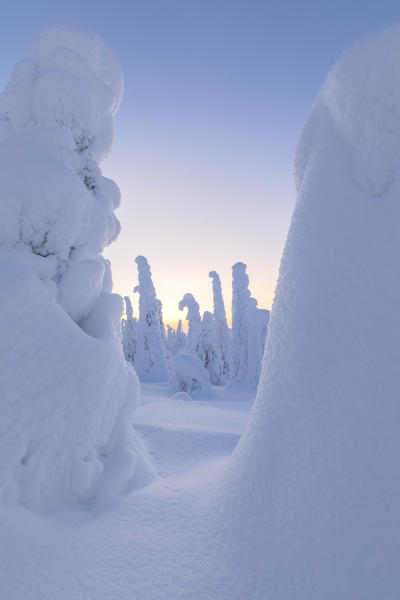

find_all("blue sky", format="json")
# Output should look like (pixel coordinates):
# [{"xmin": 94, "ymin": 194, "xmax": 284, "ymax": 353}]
[{"xmin": 1, "ymin": 0, "xmax": 400, "ymax": 324}]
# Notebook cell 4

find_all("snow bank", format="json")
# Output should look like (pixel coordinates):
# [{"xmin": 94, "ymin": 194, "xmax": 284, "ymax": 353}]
[
  {"xmin": 215, "ymin": 25, "xmax": 400, "ymax": 599},
  {"xmin": 168, "ymin": 354, "xmax": 213, "ymax": 397},
  {"xmin": 0, "ymin": 25, "xmax": 149, "ymax": 513}
]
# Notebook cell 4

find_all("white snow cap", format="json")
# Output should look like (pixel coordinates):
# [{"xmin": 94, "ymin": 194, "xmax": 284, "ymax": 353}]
[
  {"xmin": 1, "ymin": 23, "xmax": 123, "ymax": 160},
  {"xmin": 0, "ymin": 23, "xmax": 123, "ymax": 320},
  {"xmin": 296, "ymin": 25, "xmax": 400, "ymax": 197},
  {"xmin": 215, "ymin": 24, "xmax": 400, "ymax": 599}
]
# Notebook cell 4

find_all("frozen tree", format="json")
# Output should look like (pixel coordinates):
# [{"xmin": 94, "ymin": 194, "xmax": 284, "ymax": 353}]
[
  {"xmin": 156, "ymin": 297, "xmax": 167, "ymax": 350},
  {"xmin": 133, "ymin": 255, "xmax": 168, "ymax": 382},
  {"xmin": 121, "ymin": 295, "xmax": 137, "ymax": 366},
  {"xmin": 178, "ymin": 293, "xmax": 202, "ymax": 357},
  {"xmin": 230, "ymin": 262, "xmax": 252, "ymax": 383},
  {"xmin": 176, "ymin": 319, "xmax": 187, "ymax": 349},
  {"xmin": 229, "ymin": 262, "xmax": 269, "ymax": 388},
  {"xmin": 198, "ymin": 310, "xmax": 222, "ymax": 384},
  {"xmin": 0, "ymin": 25, "xmax": 152, "ymax": 513},
  {"xmin": 209, "ymin": 270, "xmax": 230, "ymax": 383},
  {"xmin": 165, "ymin": 325, "xmax": 175, "ymax": 359},
  {"xmin": 165, "ymin": 320, "xmax": 186, "ymax": 359},
  {"xmin": 168, "ymin": 353, "xmax": 213, "ymax": 397},
  {"xmin": 214, "ymin": 25, "xmax": 400, "ymax": 599}
]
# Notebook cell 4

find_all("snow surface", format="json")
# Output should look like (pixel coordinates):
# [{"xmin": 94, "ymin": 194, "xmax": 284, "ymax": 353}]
[{"xmin": 0, "ymin": 383, "xmax": 254, "ymax": 599}]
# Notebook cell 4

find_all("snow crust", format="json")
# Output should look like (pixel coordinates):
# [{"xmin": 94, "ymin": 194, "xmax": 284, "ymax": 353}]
[{"xmin": 216, "ymin": 24, "xmax": 400, "ymax": 599}]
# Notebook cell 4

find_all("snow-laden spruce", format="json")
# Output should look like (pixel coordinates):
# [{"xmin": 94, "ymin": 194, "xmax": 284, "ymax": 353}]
[
  {"xmin": 215, "ymin": 25, "xmax": 400, "ymax": 599},
  {"xmin": 197, "ymin": 310, "xmax": 223, "ymax": 385},
  {"xmin": 122, "ymin": 296, "xmax": 137, "ymax": 366},
  {"xmin": 165, "ymin": 320, "xmax": 186, "ymax": 358},
  {"xmin": 230, "ymin": 262, "xmax": 251, "ymax": 383},
  {"xmin": 209, "ymin": 271, "xmax": 230, "ymax": 383},
  {"xmin": 229, "ymin": 262, "xmax": 268, "ymax": 387},
  {"xmin": 178, "ymin": 292, "xmax": 202, "ymax": 356},
  {"xmin": 133, "ymin": 255, "xmax": 168, "ymax": 382},
  {"xmin": 168, "ymin": 353, "xmax": 213, "ymax": 397},
  {"xmin": 0, "ymin": 24, "xmax": 151, "ymax": 513}
]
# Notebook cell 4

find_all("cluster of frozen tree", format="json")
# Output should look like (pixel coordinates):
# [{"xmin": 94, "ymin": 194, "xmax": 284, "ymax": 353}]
[{"xmin": 122, "ymin": 257, "xmax": 270, "ymax": 391}]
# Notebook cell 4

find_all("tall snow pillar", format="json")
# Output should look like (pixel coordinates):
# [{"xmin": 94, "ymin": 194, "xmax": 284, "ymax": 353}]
[
  {"xmin": 230, "ymin": 262, "xmax": 251, "ymax": 383},
  {"xmin": 134, "ymin": 255, "xmax": 168, "ymax": 382},
  {"xmin": 209, "ymin": 270, "xmax": 230, "ymax": 383},
  {"xmin": 178, "ymin": 292, "xmax": 202, "ymax": 356},
  {"xmin": 216, "ymin": 26, "xmax": 400, "ymax": 599}
]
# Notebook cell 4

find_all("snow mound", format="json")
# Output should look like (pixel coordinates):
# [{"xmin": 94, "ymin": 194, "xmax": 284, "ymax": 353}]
[
  {"xmin": 168, "ymin": 354, "xmax": 213, "ymax": 397},
  {"xmin": 215, "ymin": 24, "xmax": 400, "ymax": 599},
  {"xmin": 0, "ymin": 25, "xmax": 149, "ymax": 514},
  {"xmin": 171, "ymin": 391, "xmax": 192, "ymax": 402}
]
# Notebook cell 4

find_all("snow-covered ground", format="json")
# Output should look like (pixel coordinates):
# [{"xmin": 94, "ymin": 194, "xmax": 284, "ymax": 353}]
[{"xmin": 0, "ymin": 384, "xmax": 254, "ymax": 600}]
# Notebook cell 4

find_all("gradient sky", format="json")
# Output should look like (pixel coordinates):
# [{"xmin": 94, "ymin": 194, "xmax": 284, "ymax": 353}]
[{"xmin": 1, "ymin": 0, "xmax": 400, "ymax": 326}]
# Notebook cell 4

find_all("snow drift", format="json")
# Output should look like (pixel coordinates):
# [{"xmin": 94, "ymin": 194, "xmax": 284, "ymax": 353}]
[
  {"xmin": 215, "ymin": 25, "xmax": 400, "ymax": 599},
  {"xmin": 0, "ymin": 24, "xmax": 149, "ymax": 513}
]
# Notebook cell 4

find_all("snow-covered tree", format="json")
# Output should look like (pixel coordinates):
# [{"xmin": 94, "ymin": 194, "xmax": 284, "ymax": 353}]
[
  {"xmin": 168, "ymin": 353, "xmax": 213, "ymax": 397},
  {"xmin": 133, "ymin": 255, "xmax": 168, "ymax": 382},
  {"xmin": 217, "ymin": 25, "xmax": 400, "ymax": 599},
  {"xmin": 165, "ymin": 320, "xmax": 186, "ymax": 358},
  {"xmin": 178, "ymin": 292, "xmax": 202, "ymax": 357},
  {"xmin": 246, "ymin": 301, "xmax": 270, "ymax": 388},
  {"xmin": 197, "ymin": 310, "xmax": 222, "ymax": 384},
  {"xmin": 230, "ymin": 262, "xmax": 252, "ymax": 383},
  {"xmin": 121, "ymin": 296, "xmax": 137, "ymax": 366},
  {"xmin": 229, "ymin": 262, "xmax": 269, "ymax": 388},
  {"xmin": 0, "ymin": 24, "xmax": 150, "ymax": 513},
  {"xmin": 209, "ymin": 270, "xmax": 230, "ymax": 383}
]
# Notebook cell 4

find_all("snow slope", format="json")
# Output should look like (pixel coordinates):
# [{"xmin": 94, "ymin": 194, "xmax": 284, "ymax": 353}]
[
  {"xmin": 214, "ymin": 24, "xmax": 400, "ymax": 600},
  {"xmin": 0, "ymin": 384, "xmax": 254, "ymax": 600}
]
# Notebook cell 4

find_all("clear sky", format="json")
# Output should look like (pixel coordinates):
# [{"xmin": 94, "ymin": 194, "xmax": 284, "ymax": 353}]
[{"xmin": 1, "ymin": 0, "xmax": 400, "ymax": 326}]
